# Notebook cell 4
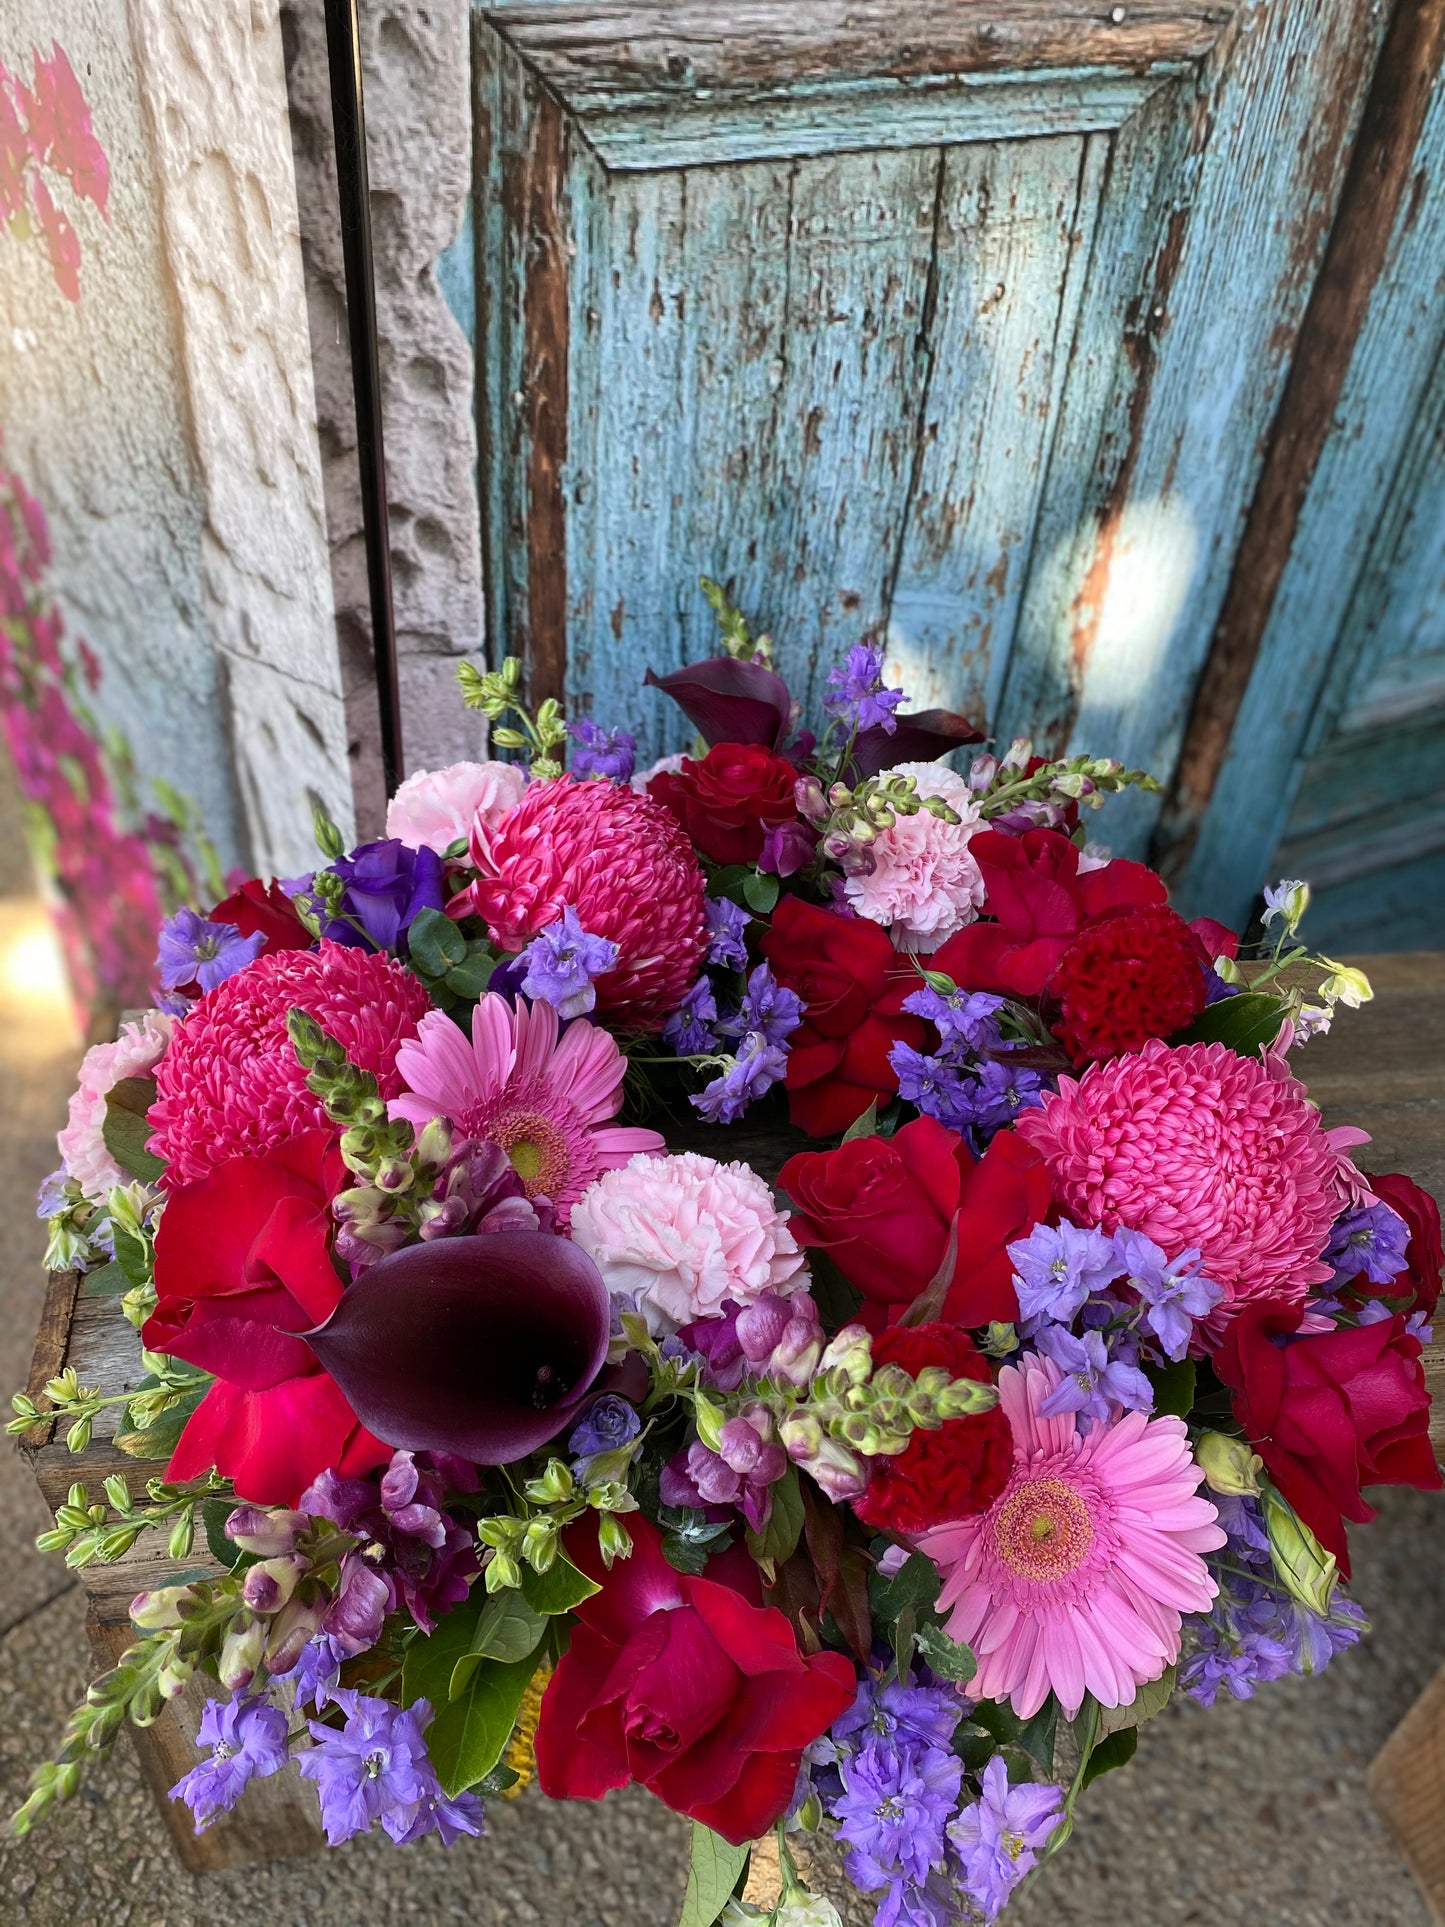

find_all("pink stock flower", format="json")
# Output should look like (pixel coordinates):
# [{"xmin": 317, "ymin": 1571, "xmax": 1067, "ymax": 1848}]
[
  {"xmin": 1016, "ymin": 1036, "xmax": 1348, "ymax": 1316},
  {"xmin": 57, "ymin": 1010, "xmax": 174, "ymax": 1201},
  {"xmin": 384, "ymin": 760, "xmax": 526, "ymax": 856},
  {"xmin": 149, "ymin": 942, "xmax": 432, "ymax": 1186},
  {"xmin": 455, "ymin": 776, "xmax": 707, "ymax": 1032},
  {"xmin": 388, "ymin": 993, "xmax": 663, "ymax": 1224},
  {"xmin": 920, "ymin": 1352, "xmax": 1222, "ymax": 1719},
  {"xmin": 570, "ymin": 1151, "xmax": 808, "ymax": 1330}
]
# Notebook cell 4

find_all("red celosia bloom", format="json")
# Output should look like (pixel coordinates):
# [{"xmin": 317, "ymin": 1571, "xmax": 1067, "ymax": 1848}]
[
  {"xmin": 148, "ymin": 940, "xmax": 432, "ymax": 1184},
  {"xmin": 457, "ymin": 775, "xmax": 707, "ymax": 1033},
  {"xmin": 852, "ymin": 1324, "xmax": 1012, "ymax": 1533},
  {"xmin": 1049, "ymin": 904, "xmax": 1207, "ymax": 1064}
]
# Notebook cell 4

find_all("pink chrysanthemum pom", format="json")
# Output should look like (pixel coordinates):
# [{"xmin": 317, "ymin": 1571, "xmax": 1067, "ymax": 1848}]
[
  {"xmin": 148, "ymin": 941, "xmax": 432, "ymax": 1185},
  {"xmin": 921, "ymin": 1353, "xmax": 1222, "ymax": 1720},
  {"xmin": 1016, "ymin": 1036, "xmax": 1345, "ymax": 1314},
  {"xmin": 389, "ymin": 992, "xmax": 664, "ymax": 1224},
  {"xmin": 457, "ymin": 775, "xmax": 707, "ymax": 1032}
]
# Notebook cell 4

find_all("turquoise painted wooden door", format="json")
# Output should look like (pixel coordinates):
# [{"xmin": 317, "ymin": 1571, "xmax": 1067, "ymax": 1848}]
[{"xmin": 471, "ymin": 1, "xmax": 1437, "ymax": 938}]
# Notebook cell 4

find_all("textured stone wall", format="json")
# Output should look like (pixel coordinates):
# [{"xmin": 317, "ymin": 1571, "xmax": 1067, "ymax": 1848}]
[{"xmin": 282, "ymin": 0, "xmax": 485, "ymax": 838}]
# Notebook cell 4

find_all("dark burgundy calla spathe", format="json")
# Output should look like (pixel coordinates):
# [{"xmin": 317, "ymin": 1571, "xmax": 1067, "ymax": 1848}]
[
  {"xmin": 645, "ymin": 656, "xmax": 794, "ymax": 750},
  {"xmin": 849, "ymin": 706, "xmax": 986, "ymax": 778},
  {"xmin": 304, "ymin": 1232, "xmax": 612, "ymax": 1463}
]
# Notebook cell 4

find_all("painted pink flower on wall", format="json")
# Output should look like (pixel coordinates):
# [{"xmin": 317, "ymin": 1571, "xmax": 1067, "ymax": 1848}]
[{"xmin": 1, "ymin": 42, "xmax": 108, "ymax": 301}]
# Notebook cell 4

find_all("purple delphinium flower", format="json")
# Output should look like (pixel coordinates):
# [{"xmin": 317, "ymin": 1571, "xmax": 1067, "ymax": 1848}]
[
  {"xmin": 889, "ymin": 1043, "xmax": 978, "ymax": 1133},
  {"xmin": 300, "ymin": 1451, "xmax": 478, "ymax": 1637},
  {"xmin": 902, "ymin": 985, "xmax": 1006, "ymax": 1053},
  {"xmin": 831, "ymin": 1672, "xmax": 963, "ymax": 1762},
  {"xmin": 169, "ymin": 1695, "xmax": 289, "ymax": 1832},
  {"xmin": 662, "ymin": 976, "xmax": 720, "ymax": 1056},
  {"xmin": 1009, "ymin": 1221, "xmax": 1123, "ymax": 1327},
  {"xmin": 1113, "ymin": 1227, "xmax": 1225, "ymax": 1361},
  {"xmin": 156, "ymin": 907, "xmax": 264, "ymax": 996},
  {"xmin": 519, "ymin": 904, "xmax": 620, "ymax": 1020},
  {"xmin": 948, "ymin": 1755, "xmax": 1063, "ymax": 1924},
  {"xmin": 569, "ymin": 1394, "xmax": 642, "ymax": 1477},
  {"xmin": 36, "ymin": 1168, "xmax": 68, "ymax": 1218},
  {"xmin": 321, "ymin": 838, "xmax": 446, "ymax": 954},
  {"xmin": 824, "ymin": 643, "xmax": 907, "ymax": 736},
  {"xmin": 566, "ymin": 716, "xmax": 636, "ymax": 784},
  {"xmin": 1035, "ymin": 1326, "xmax": 1154, "ymax": 1429},
  {"xmin": 705, "ymin": 894, "xmax": 751, "ymax": 970},
  {"xmin": 721, "ymin": 962, "xmax": 802, "ymax": 1048},
  {"xmin": 691, "ymin": 1034, "xmax": 789, "ymax": 1123},
  {"xmin": 279, "ymin": 1633, "xmax": 347, "ymax": 1711},
  {"xmin": 1325, "ymin": 1201, "xmax": 1411, "ymax": 1286},
  {"xmin": 833, "ymin": 1735, "xmax": 963, "ymax": 1912},
  {"xmin": 297, "ymin": 1689, "xmax": 483, "ymax": 1846},
  {"xmin": 965, "ymin": 1059, "xmax": 1046, "ymax": 1133}
]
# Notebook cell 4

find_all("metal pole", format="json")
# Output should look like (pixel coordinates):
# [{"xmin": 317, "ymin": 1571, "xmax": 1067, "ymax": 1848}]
[{"xmin": 323, "ymin": 0, "xmax": 404, "ymax": 797}]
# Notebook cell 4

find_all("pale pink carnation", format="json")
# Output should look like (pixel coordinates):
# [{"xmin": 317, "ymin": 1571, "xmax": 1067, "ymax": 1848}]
[
  {"xmin": 58, "ymin": 1010, "xmax": 175, "ymax": 1201},
  {"xmin": 921, "ymin": 1352, "xmax": 1222, "ymax": 1719},
  {"xmin": 844, "ymin": 763, "xmax": 985, "ymax": 954},
  {"xmin": 389, "ymin": 993, "xmax": 662, "ymax": 1224},
  {"xmin": 570, "ymin": 1150, "xmax": 807, "ymax": 1330},
  {"xmin": 385, "ymin": 760, "xmax": 527, "ymax": 855},
  {"xmin": 1016, "ymin": 1036, "xmax": 1346, "ymax": 1315}
]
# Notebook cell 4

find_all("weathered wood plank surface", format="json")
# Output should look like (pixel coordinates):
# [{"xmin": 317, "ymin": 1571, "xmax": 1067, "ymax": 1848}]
[
  {"xmin": 1369, "ymin": 1656, "xmax": 1445, "ymax": 1927},
  {"xmin": 480, "ymin": 1, "xmax": 1236, "ymax": 96}
]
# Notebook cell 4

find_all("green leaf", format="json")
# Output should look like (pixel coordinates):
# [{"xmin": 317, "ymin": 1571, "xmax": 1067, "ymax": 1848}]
[
  {"xmin": 113, "ymin": 1380, "xmax": 210, "ymax": 1461},
  {"xmin": 425, "ymin": 1650, "xmax": 541, "ymax": 1798},
  {"xmin": 742, "ymin": 869, "xmax": 779, "ymax": 914},
  {"xmin": 1097, "ymin": 1664, "xmax": 1176, "ymax": 1739},
  {"xmin": 677, "ymin": 1822, "xmax": 750, "ymax": 1927},
  {"xmin": 841, "ymin": 1099, "xmax": 879, "ymax": 1143},
  {"xmin": 1172, "ymin": 991, "xmax": 1287, "ymax": 1056},
  {"xmin": 203, "ymin": 1498, "xmax": 241, "ymax": 1570},
  {"xmin": 1146, "ymin": 1357, "xmax": 1197, "ymax": 1421},
  {"xmin": 407, "ymin": 906, "xmax": 467, "ymax": 976},
  {"xmin": 82, "ymin": 1260, "xmax": 129, "ymax": 1298},
  {"xmin": 708, "ymin": 864, "xmax": 752, "ymax": 906},
  {"xmin": 867, "ymin": 1550, "xmax": 941, "ymax": 1631},
  {"xmin": 111, "ymin": 1224, "xmax": 152, "ymax": 1291},
  {"xmin": 444, "ymin": 951, "xmax": 497, "ymax": 1000},
  {"xmin": 101, "ymin": 1078, "xmax": 165, "ymax": 1183},
  {"xmin": 402, "ymin": 1598, "xmax": 484, "ymax": 1708},
  {"xmin": 519, "ymin": 1553, "xmax": 601, "ymax": 1616},
  {"xmin": 914, "ymin": 1623, "xmax": 977, "ymax": 1684},
  {"xmin": 462, "ymin": 1593, "xmax": 547, "ymax": 1673},
  {"xmin": 1080, "ymin": 1723, "xmax": 1138, "ymax": 1789},
  {"xmin": 1015, "ymin": 1697, "xmax": 1060, "ymax": 1773},
  {"xmin": 745, "ymin": 1463, "xmax": 804, "ymax": 1576}
]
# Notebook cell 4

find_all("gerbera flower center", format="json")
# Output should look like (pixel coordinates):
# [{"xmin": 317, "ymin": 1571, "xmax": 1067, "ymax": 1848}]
[
  {"xmin": 994, "ymin": 1477, "xmax": 1094, "ymax": 1582},
  {"xmin": 483, "ymin": 1107, "xmax": 571, "ymax": 1198}
]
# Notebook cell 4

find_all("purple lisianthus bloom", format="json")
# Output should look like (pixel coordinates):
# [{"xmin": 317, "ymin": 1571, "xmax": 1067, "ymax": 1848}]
[
  {"xmin": 1035, "ymin": 1325, "xmax": 1154, "ymax": 1429},
  {"xmin": 566, "ymin": 716, "xmax": 636, "ymax": 784},
  {"xmin": 902, "ymin": 984, "xmax": 1006, "ymax": 1053},
  {"xmin": 823, "ymin": 643, "xmax": 907, "ymax": 736},
  {"xmin": 1325, "ymin": 1201, "xmax": 1411, "ymax": 1285},
  {"xmin": 322, "ymin": 838, "xmax": 446, "ymax": 954},
  {"xmin": 691, "ymin": 1034, "xmax": 789, "ymax": 1123},
  {"xmin": 300, "ymin": 1450, "xmax": 478, "ymax": 1637},
  {"xmin": 519, "ymin": 904, "xmax": 620, "ymax": 1020},
  {"xmin": 662, "ymin": 976, "xmax": 720, "ymax": 1056},
  {"xmin": 169, "ymin": 1695, "xmax": 289, "ymax": 1832},
  {"xmin": 1009, "ymin": 1220, "xmax": 1123, "ymax": 1327},
  {"xmin": 833, "ymin": 1734, "xmax": 962, "ymax": 1899},
  {"xmin": 297, "ymin": 1689, "xmax": 482, "ymax": 1847},
  {"xmin": 156, "ymin": 907, "xmax": 265, "ymax": 996},
  {"xmin": 721, "ymin": 962, "xmax": 803, "ymax": 1048},
  {"xmin": 1113, "ymin": 1227, "xmax": 1225, "ymax": 1361},
  {"xmin": 704, "ymin": 894, "xmax": 751, "ymax": 970},
  {"xmin": 948, "ymin": 1755, "xmax": 1063, "ymax": 1924},
  {"xmin": 569, "ymin": 1394, "xmax": 642, "ymax": 1477}
]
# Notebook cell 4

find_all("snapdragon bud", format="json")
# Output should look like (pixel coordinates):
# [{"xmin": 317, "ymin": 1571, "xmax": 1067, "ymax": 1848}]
[
  {"xmin": 129, "ymin": 1584, "xmax": 194, "ymax": 1631},
  {"xmin": 1195, "ymin": 1431, "xmax": 1263, "ymax": 1497},
  {"xmin": 157, "ymin": 1655, "xmax": 195, "ymax": 1700},
  {"xmin": 224, "ymin": 1506, "xmax": 308, "ymax": 1558},
  {"xmin": 264, "ymin": 1594, "xmax": 326, "ymax": 1673},
  {"xmin": 218, "ymin": 1615, "xmax": 266, "ymax": 1693},
  {"xmin": 818, "ymin": 1326, "xmax": 872, "ymax": 1386},
  {"xmin": 768, "ymin": 1316, "xmax": 824, "ymax": 1389},
  {"xmin": 242, "ymin": 1553, "xmax": 308, "ymax": 1614},
  {"xmin": 415, "ymin": 1115, "xmax": 454, "ymax": 1170}
]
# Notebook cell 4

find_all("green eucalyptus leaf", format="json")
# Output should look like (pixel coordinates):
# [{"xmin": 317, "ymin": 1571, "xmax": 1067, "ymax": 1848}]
[
  {"xmin": 1172, "ymin": 991, "xmax": 1287, "ymax": 1057},
  {"xmin": 742, "ymin": 870, "xmax": 779, "ymax": 914},
  {"xmin": 470, "ymin": 1591, "xmax": 548, "ymax": 1665},
  {"xmin": 102, "ymin": 1078, "xmax": 165, "ymax": 1184},
  {"xmin": 83, "ymin": 1260, "xmax": 129, "ymax": 1298},
  {"xmin": 408, "ymin": 906, "xmax": 467, "ymax": 976},
  {"xmin": 1097, "ymin": 1664, "xmax": 1176, "ymax": 1739},
  {"xmin": 677, "ymin": 1822, "xmax": 750, "ymax": 1927},
  {"xmin": 444, "ymin": 951, "xmax": 497, "ymax": 1000}
]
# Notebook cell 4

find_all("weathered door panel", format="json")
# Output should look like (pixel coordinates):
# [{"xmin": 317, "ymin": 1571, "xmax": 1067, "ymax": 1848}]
[{"xmin": 474, "ymin": 0, "xmax": 1390, "ymax": 864}]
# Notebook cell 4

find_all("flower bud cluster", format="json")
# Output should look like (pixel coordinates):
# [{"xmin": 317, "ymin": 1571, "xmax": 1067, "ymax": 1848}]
[
  {"xmin": 795, "ymin": 771, "xmax": 960, "ymax": 878},
  {"xmin": 457, "ymin": 655, "xmax": 567, "ymax": 778},
  {"xmin": 286, "ymin": 1010, "xmax": 417, "ymax": 1186},
  {"xmin": 967, "ymin": 738, "xmax": 1158, "ymax": 832},
  {"xmin": 332, "ymin": 1121, "xmax": 548, "ymax": 1271}
]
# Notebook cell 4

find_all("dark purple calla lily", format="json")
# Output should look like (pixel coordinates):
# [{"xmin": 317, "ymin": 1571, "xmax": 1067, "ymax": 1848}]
[
  {"xmin": 849, "ymin": 707, "xmax": 987, "ymax": 779},
  {"xmin": 303, "ymin": 1232, "xmax": 612, "ymax": 1464},
  {"xmin": 645, "ymin": 656, "xmax": 795, "ymax": 750}
]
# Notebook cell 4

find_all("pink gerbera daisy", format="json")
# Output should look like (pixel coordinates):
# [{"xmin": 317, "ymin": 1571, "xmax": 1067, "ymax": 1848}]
[
  {"xmin": 920, "ymin": 1353, "xmax": 1222, "ymax": 1719},
  {"xmin": 388, "ymin": 992, "xmax": 664, "ymax": 1223}
]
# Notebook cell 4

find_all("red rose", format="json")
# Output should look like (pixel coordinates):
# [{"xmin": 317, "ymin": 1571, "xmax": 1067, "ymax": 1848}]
[
  {"xmin": 209, "ymin": 877, "xmax": 311, "ymax": 955},
  {"xmin": 534, "ymin": 1515, "xmax": 854, "ymax": 1845},
  {"xmin": 1213, "ymin": 1300, "xmax": 1441, "ymax": 1574},
  {"xmin": 778, "ymin": 1115, "xmax": 1051, "ymax": 1325},
  {"xmin": 760, "ymin": 895, "xmax": 924, "ymax": 1135},
  {"xmin": 1365, "ymin": 1171, "xmax": 1443, "ymax": 1319},
  {"xmin": 145, "ymin": 1131, "xmax": 389, "ymax": 1504},
  {"xmin": 649, "ymin": 742, "xmax": 800, "ymax": 867},
  {"xmin": 1048, "ymin": 904, "xmax": 1207, "ymax": 1063},
  {"xmin": 931, "ymin": 829, "xmax": 1168, "ymax": 999},
  {"xmin": 852, "ymin": 1324, "xmax": 1011, "ymax": 1533}
]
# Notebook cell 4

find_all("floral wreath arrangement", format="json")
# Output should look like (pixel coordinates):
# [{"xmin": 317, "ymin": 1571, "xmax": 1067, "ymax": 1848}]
[{"xmin": 13, "ymin": 587, "xmax": 1442, "ymax": 1927}]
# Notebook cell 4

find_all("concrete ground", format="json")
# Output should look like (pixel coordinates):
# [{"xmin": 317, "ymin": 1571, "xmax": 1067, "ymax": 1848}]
[{"xmin": 0, "ymin": 741, "xmax": 1440, "ymax": 1926}]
